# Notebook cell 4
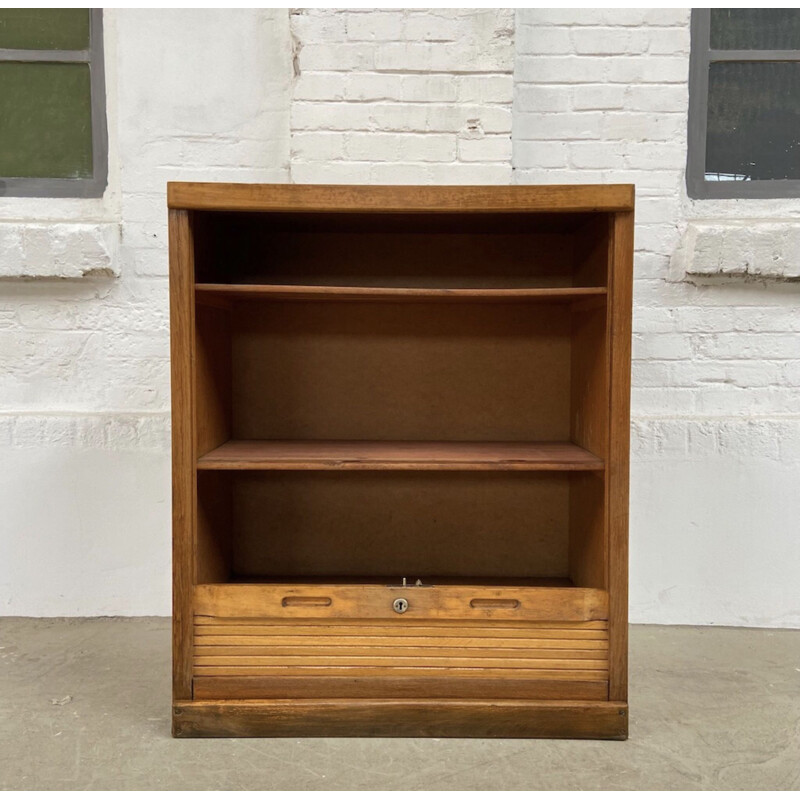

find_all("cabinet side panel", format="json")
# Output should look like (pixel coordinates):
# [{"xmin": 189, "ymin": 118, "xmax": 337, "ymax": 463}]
[
  {"xmin": 568, "ymin": 472, "xmax": 606, "ymax": 589},
  {"xmin": 608, "ymin": 210, "xmax": 633, "ymax": 702},
  {"xmin": 570, "ymin": 305, "xmax": 609, "ymax": 459},
  {"xmin": 196, "ymin": 304, "xmax": 231, "ymax": 456},
  {"xmin": 197, "ymin": 473, "xmax": 232, "ymax": 584},
  {"xmin": 195, "ymin": 304, "xmax": 233, "ymax": 584},
  {"xmin": 170, "ymin": 209, "xmax": 196, "ymax": 701},
  {"xmin": 568, "ymin": 216, "xmax": 611, "ymax": 590},
  {"xmin": 573, "ymin": 214, "xmax": 611, "ymax": 287},
  {"xmin": 568, "ymin": 304, "xmax": 609, "ymax": 591}
]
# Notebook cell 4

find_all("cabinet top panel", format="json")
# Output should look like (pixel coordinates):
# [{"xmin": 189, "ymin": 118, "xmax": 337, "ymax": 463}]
[{"xmin": 167, "ymin": 182, "xmax": 635, "ymax": 214}]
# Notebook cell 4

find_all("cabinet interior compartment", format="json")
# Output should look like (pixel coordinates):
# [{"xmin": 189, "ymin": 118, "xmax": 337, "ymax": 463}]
[
  {"xmin": 193, "ymin": 211, "xmax": 610, "ymax": 290},
  {"xmin": 194, "ymin": 295, "xmax": 608, "ymax": 591}
]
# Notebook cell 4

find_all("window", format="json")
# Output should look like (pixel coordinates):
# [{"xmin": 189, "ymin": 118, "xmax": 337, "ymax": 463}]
[
  {"xmin": 0, "ymin": 9, "xmax": 107, "ymax": 197},
  {"xmin": 687, "ymin": 9, "xmax": 800, "ymax": 199}
]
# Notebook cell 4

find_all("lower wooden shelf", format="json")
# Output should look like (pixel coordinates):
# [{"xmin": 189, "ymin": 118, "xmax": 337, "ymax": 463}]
[{"xmin": 197, "ymin": 440, "xmax": 605, "ymax": 471}]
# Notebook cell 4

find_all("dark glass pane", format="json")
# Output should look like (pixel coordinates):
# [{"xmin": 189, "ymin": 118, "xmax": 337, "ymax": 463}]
[
  {"xmin": 706, "ymin": 62, "xmax": 800, "ymax": 182},
  {"xmin": 0, "ymin": 63, "xmax": 92, "ymax": 179},
  {"xmin": 710, "ymin": 9, "xmax": 800, "ymax": 50},
  {"xmin": 0, "ymin": 9, "xmax": 90, "ymax": 51}
]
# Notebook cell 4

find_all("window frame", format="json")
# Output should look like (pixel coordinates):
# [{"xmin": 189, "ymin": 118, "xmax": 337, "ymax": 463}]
[
  {"xmin": 687, "ymin": 9, "xmax": 800, "ymax": 199},
  {"xmin": 0, "ymin": 9, "xmax": 107, "ymax": 198}
]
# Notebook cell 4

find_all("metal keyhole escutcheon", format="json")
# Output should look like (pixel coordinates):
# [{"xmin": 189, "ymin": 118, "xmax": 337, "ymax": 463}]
[{"xmin": 393, "ymin": 597, "xmax": 409, "ymax": 614}]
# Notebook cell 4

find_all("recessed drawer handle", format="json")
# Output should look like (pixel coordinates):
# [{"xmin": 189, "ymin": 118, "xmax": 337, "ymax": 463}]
[
  {"xmin": 282, "ymin": 596, "xmax": 332, "ymax": 607},
  {"xmin": 470, "ymin": 598, "xmax": 520, "ymax": 609}
]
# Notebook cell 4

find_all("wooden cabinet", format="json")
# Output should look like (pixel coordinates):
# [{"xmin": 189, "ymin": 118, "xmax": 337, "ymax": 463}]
[{"xmin": 169, "ymin": 183, "xmax": 634, "ymax": 739}]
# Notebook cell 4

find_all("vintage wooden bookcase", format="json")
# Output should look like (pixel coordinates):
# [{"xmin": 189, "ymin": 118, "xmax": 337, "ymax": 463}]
[{"xmin": 168, "ymin": 183, "xmax": 634, "ymax": 739}]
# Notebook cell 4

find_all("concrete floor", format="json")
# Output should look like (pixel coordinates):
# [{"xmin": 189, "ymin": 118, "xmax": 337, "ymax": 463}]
[{"xmin": 0, "ymin": 619, "xmax": 798, "ymax": 790}]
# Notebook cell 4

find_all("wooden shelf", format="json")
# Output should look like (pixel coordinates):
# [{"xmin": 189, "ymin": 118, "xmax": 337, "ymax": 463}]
[
  {"xmin": 225, "ymin": 575, "xmax": 576, "ymax": 587},
  {"xmin": 195, "ymin": 283, "xmax": 607, "ymax": 303},
  {"xmin": 197, "ymin": 440, "xmax": 604, "ymax": 472}
]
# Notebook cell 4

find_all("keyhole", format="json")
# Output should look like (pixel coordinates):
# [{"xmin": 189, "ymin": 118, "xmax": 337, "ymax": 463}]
[{"xmin": 393, "ymin": 598, "xmax": 408, "ymax": 614}]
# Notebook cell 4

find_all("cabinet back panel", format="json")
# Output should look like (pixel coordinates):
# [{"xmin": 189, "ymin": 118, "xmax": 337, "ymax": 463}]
[
  {"xmin": 231, "ymin": 472, "xmax": 569, "ymax": 579},
  {"xmin": 231, "ymin": 302, "xmax": 571, "ymax": 441}
]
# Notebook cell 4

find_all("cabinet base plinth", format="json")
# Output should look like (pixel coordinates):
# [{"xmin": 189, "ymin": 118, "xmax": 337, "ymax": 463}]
[{"xmin": 172, "ymin": 699, "xmax": 628, "ymax": 739}]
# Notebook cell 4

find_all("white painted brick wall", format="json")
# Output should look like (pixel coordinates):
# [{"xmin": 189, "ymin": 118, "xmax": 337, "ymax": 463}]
[
  {"xmin": 0, "ymin": 10, "xmax": 292, "ymax": 616},
  {"xmin": 515, "ymin": 9, "xmax": 800, "ymax": 628},
  {"xmin": 290, "ymin": 9, "xmax": 514, "ymax": 184},
  {"xmin": 0, "ymin": 223, "xmax": 120, "ymax": 279},
  {"xmin": 2, "ymin": 10, "xmax": 798, "ymax": 627}
]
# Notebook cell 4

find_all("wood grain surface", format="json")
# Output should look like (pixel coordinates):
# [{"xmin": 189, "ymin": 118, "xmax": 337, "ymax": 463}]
[
  {"xmin": 192, "ymin": 676, "xmax": 609, "ymax": 701},
  {"xmin": 197, "ymin": 440, "xmax": 604, "ymax": 472},
  {"xmin": 195, "ymin": 284, "xmax": 608, "ymax": 302},
  {"xmin": 192, "ymin": 615, "xmax": 609, "ymax": 700},
  {"xmin": 193, "ymin": 584, "xmax": 609, "ymax": 622},
  {"xmin": 608, "ymin": 209, "xmax": 634, "ymax": 702},
  {"xmin": 170, "ymin": 183, "xmax": 633, "ymax": 739},
  {"xmin": 168, "ymin": 182, "xmax": 635, "ymax": 213},
  {"xmin": 169, "ymin": 209, "xmax": 195, "ymax": 700},
  {"xmin": 173, "ymin": 698, "xmax": 628, "ymax": 739}
]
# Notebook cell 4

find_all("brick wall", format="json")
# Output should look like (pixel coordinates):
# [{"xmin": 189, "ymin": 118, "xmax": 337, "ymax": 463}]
[
  {"xmin": 515, "ymin": 9, "xmax": 800, "ymax": 627},
  {"xmin": 1, "ymin": 9, "xmax": 797, "ymax": 625},
  {"xmin": 290, "ymin": 9, "xmax": 514, "ymax": 183},
  {"xmin": 0, "ymin": 10, "xmax": 292, "ymax": 615}
]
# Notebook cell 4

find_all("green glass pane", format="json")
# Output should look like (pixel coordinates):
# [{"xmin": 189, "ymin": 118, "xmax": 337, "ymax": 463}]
[
  {"xmin": 710, "ymin": 9, "xmax": 800, "ymax": 50},
  {"xmin": 0, "ymin": 62, "xmax": 92, "ymax": 179},
  {"xmin": 0, "ymin": 9, "xmax": 89, "ymax": 51}
]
